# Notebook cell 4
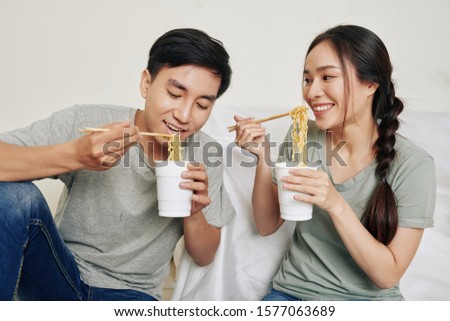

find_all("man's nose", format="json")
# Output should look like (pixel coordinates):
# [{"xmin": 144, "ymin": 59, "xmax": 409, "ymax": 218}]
[{"xmin": 173, "ymin": 103, "xmax": 192, "ymax": 123}]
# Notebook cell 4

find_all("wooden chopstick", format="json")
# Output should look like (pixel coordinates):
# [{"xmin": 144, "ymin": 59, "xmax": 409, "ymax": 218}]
[
  {"xmin": 79, "ymin": 127, "xmax": 174, "ymax": 138},
  {"xmin": 227, "ymin": 111, "xmax": 290, "ymax": 132}
]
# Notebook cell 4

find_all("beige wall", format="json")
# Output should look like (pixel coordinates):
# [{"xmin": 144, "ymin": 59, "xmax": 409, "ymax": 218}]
[{"xmin": 1, "ymin": 0, "xmax": 449, "ymax": 209}]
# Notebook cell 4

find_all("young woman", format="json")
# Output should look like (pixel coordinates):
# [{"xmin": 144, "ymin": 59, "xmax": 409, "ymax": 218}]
[{"xmin": 233, "ymin": 25, "xmax": 436, "ymax": 300}]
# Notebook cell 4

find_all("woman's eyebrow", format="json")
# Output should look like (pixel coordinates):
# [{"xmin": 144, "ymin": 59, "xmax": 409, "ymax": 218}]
[{"xmin": 304, "ymin": 65, "xmax": 340, "ymax": 74}]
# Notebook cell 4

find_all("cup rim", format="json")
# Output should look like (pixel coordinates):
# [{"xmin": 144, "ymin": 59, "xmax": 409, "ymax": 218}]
[
  {"xmin": 154, "ymin": 160, "xmax": 188, "ymax": 168},
  {"xmin": 275, "ymin": 161, "xmax": 319, "ymax": 169}
]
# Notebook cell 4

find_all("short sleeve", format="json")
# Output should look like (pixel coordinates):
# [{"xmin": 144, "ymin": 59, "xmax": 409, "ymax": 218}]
[
  {"xmin": 203, "ymin": 174, "xmax": 236, "ymax": 228},
  {"xmin": 0, "ymin": 106, "xmax": 82, "ymax": 147},
  {"xmin": 189, "ymin": 131, "xmax": 236, "ymax": 227},
  {"xmin": 392, "ymin": 148, "xmax": 436, "ymax": 228}
]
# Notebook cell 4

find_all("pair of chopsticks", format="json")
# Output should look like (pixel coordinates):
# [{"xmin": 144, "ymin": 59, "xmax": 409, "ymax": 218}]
[
  {"xmin": 227, "ymin": 111, "xmax": 290, "ymax": 132},
  {"xmin": 79, "ymin": 127, "xmax": 174, "ymax": 138}
]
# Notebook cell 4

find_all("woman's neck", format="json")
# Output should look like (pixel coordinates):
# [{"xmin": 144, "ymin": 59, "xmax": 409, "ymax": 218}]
[{"xmin": 326, "ymin": 121, "xmax": 378, "ymax": 183}]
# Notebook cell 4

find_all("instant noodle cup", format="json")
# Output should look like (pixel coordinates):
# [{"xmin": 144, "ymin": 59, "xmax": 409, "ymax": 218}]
[
  {"xmin": 275, "ymin": 162, "xmax": 318, "ymax": 221},
  {"xmin": 155, "ymin": 161, "xmax": 193, "ymax": 217}
]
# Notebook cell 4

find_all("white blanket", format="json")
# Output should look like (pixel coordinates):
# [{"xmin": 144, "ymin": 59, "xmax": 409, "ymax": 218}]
[{"xmin": 172, "ymin": 106, "xmax": 450, "ymax": 301}]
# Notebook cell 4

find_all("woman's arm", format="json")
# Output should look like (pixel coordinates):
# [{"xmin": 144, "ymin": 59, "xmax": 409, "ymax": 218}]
[
  {"xmin": 234, "ymin": 116, "xmax": 283, "ymax": 236},
  {"xmin": 285, "ymin": 167, "xmax": 424, "ymax": 288},
  {"xmin": 330, "ymin": 201, "xmax": 423, "ymax": 288},
  {"xmin": 252, "ymin": 159, "xmax": 284, "ymax": 236}
]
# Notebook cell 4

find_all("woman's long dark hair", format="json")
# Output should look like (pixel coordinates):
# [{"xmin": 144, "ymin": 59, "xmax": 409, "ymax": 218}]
[{"xmin": 306, "ymin": 25, "xmax": 403, "ymax": 245}]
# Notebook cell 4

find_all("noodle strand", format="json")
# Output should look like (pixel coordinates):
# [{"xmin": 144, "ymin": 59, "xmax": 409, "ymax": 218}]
[{"xmin": 289, "ymin": 106, "xmax": 308, "ymax": 166}]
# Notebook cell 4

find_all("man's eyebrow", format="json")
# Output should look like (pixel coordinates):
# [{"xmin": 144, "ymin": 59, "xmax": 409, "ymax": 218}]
[
  {"xmin": 200, "ymin": 94, "xmax": 217, "ymax": 102},
  {"xmin": 303, "ymin": 65, "xmax": 340, "ymax": 74},
  {"xmin": 167, "ymin": 78, "xmax": 217, "ymax": 101},
  {"xmin": 167, "ymin": 79, "xmax": 187, "ymax": 91}
]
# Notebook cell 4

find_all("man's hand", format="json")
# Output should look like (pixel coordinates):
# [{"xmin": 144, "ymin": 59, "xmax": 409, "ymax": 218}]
[
  {"xmin": 180, "ymin": 162, "xmax": 211, "ymax": 215},
  {"xmin": 74, "ymin": 121, "xmax": 142, "ymax": 170}
]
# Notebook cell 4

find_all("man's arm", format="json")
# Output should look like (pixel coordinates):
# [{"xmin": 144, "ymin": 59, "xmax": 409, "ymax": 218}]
[
  {"xmin": 0, "ymin": 122, "xmax": 141, "ymax": 181},
  {"xmin": 0, "ymin": 141, "xmax": 79, "ymax": 181},
  {"xmin": 180, "ymin": 162, "xmax": 221, "ymax": 266},
  {"xmin": 183, "ymin": 211, "xmax": 220, "ymax": 266}
]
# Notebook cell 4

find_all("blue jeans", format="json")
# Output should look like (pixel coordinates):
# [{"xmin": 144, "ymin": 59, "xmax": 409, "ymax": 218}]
[
  {"xmin": 0, "ymin": 181, "xmax": 157, "ymax": 301},
  {"xmin": 262, "ymin": 288, "xmax": 303, "ymax": 301}
]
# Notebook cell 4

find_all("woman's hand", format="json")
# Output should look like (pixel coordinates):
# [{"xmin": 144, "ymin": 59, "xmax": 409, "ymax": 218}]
[
  {"xmin": 180, "ymin": 162, "xmax": 211, "ymax": 215},
  {"xmin": 281, "ymin": 167, "xmax": 343, "ymax": 214},
  {"xmin": 233, "ymin": 115, "xmax": 266, "ymax": 158},
  {"xmin": 73, "ymin": 121, "xmax": 141, "ymax": 170}
]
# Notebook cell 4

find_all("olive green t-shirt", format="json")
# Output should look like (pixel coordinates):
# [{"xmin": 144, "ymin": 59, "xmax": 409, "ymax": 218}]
[{"xmin": 272, "ymin": 120, "xmax": 435, "ymax": 300}]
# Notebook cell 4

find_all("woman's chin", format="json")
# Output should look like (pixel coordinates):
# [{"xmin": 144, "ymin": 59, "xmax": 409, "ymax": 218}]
[{"xmin": 314, "ymin": 120, "xmax": 329, "ymax": 131}]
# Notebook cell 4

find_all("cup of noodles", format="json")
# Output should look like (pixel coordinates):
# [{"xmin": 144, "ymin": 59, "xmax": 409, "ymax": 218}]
[
  {"xmin": 275, "ymin": 162, "xmax": 318, "ymax": 221},
  {"xmin": 155, "ymin": 161, "xmax": 193, "ymax": 217}
]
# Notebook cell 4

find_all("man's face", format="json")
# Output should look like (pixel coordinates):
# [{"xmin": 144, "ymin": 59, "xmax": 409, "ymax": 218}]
[{"xmin": 138, "ymin": 65, "xmax": 221, "ymax": 147}]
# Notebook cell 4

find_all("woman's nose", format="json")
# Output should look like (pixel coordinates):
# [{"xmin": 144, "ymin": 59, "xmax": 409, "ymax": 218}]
[{"xmin": 306, "ymin": 80, "xmax": 323, "ymax": 99}]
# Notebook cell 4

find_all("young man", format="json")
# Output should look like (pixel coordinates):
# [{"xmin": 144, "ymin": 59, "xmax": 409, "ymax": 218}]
[{"xmin": 0, "ymin": 28, "xmax": 235, "ymax": 300}]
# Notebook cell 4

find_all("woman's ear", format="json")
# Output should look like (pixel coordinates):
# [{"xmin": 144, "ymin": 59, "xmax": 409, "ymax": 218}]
[
  {"xmin": 139, "ymin": 69, "xmax": 151, "ymax": 98},
  {"xmin": 367, "ymin": 82, "xmax": 379, "ymax": 95}
]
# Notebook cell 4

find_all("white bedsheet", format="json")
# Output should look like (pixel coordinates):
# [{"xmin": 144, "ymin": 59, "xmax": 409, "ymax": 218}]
[{"xmin": 172, "ymin": 107, "xmax": 450, "ymax": 301}]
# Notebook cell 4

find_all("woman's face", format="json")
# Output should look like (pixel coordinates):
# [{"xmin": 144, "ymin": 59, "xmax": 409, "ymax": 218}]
[{"xmin": 302, "ymin": 41, "xmax": 377, "ymax": 132}]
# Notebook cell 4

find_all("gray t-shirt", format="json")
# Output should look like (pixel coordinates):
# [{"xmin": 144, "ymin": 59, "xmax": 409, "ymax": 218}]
[
  {"xmin": 272, "ymin": 120, "xmax": 436, "ymax": 300},
  {"xmin": 0, "ymin": 104, "xmax": 236, "ymax": 299}
]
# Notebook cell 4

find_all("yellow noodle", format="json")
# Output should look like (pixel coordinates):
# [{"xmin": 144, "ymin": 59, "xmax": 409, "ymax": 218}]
[
  {"xmin": 289, "ymin": 106, "xmax": 308, "ymax": 166},
  {"xmin": 167, "ymin": 133, "xmax": 182, "ymax": 161}
]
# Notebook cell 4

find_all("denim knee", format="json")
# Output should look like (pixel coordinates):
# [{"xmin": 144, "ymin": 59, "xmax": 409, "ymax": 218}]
[
  {"xmin": 262, "ymin": 288, "xmax": 302, "ymax": 301},
  {"xmin": 0, "ymin": 181, "xmax": 49, "ymax": 226}
]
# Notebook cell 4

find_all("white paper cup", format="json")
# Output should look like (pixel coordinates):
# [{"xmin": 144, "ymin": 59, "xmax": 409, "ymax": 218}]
[
  {"xmin": 155, "ymin": 161, "xmax": 193, "ymax": 217},
  {"xmin": 275, "ymin": 162, "xmax": 318, "ymax": 221}
]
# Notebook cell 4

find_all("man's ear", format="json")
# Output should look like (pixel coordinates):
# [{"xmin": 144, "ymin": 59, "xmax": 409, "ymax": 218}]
[{"xmin": 140, "ymin": 69, "xmax": 151, "ymax": 98}]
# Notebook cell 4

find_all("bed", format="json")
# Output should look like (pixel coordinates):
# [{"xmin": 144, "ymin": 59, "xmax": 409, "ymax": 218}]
[{"xmin": 172, "ymin": 106, "xmax": 450, "ymax": 301}]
